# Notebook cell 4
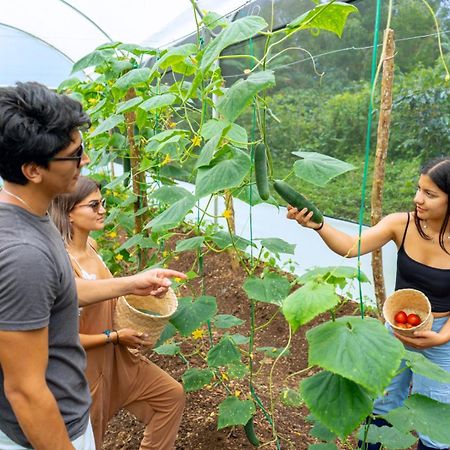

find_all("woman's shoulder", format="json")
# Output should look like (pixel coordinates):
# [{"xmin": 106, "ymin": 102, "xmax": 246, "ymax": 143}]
[
  {"xmin": 382, "ymin": 212, "xmax": 411, "ymax": 225},
  {"xmin": 379, "ymin": 212, "xmax": 412, "ymax": 243}
]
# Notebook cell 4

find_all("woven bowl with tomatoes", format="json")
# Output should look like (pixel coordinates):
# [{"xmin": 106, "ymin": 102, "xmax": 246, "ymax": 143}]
[{"xmin": 383, "ymin": 288, "xmax": 433, "ymax": 338}]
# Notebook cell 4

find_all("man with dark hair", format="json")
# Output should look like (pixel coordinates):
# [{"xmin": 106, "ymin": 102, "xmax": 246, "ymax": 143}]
[{"xmin": 0, "ymin": 82, "xmax": 185, "ymax": 449}]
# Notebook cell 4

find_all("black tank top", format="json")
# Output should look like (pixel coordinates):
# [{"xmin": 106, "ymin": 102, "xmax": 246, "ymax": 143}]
[{"xmin": 395, "ymin": 212, "xmax": 450, "ymax": 312}]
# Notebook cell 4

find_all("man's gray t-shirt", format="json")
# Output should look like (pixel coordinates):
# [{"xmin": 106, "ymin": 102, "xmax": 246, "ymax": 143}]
[{"xmin": 0, "ymin": 203, "xmax": 91, "ymax": 447}]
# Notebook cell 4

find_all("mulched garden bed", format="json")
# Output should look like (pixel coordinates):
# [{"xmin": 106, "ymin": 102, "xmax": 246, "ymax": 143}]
[{"xmin": 102, "ymin": 247, "xmax": 365, "ymax": 450}]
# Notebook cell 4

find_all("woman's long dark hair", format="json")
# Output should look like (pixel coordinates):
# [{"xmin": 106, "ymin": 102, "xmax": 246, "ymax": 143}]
[{"xmin": 414, "ymin": 157, "xmax": 450, "ymax": 254}]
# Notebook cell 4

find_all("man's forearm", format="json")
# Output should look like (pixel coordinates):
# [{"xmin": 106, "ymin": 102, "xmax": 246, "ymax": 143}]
[
  {"xmin": 76, "ymin": 276, "xmax": 134, "ymax": 306},
  {"xmin": 7, "ymin": 386, "xmax": 73, "ymax": 449}
]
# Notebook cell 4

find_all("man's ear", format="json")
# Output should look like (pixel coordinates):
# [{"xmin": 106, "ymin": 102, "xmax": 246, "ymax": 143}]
[{"xmin": 21, "ymin": 162, "xmax": 44, "ymax": 184}]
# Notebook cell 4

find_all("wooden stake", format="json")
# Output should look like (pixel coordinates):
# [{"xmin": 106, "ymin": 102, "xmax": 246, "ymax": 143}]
[
  {"xmin": 124, "ymin": 88, "xmax": 149, "ymax": 269},
  {"xmin": 371, "ymin": 28, "xmax": 395, "ymax": 314}
]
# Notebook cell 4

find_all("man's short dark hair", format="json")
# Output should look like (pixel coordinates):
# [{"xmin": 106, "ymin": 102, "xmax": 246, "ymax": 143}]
[{"xmin": 0, "ymin": 82, "xmax": 91, "ymax": 184}]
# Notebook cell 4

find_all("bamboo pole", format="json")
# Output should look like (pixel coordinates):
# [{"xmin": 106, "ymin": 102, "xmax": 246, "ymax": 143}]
[{"xmin": 371, "ymin": 29, "xmax": 395, "ymax": 314}]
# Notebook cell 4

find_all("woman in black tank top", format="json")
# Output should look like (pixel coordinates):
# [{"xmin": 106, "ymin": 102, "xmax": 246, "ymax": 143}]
[{"xmin": 286, "ymin": 157, "xmax": 450, "ymax": 450}]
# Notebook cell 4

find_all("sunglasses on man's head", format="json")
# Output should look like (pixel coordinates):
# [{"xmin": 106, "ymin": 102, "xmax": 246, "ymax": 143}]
[
  {"xmin": 74, "ymin": 198, "xmax": 106, "ymax": 213},
  {"xmin": 49, "ymin": 143, "xmax": 84, "ymax": 168}
]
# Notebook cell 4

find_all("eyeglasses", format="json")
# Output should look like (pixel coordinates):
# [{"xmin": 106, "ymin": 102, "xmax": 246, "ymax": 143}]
[
  {"xmin": 74, "ymin": 198, "xmax": 106, "ymax": 213},
  {"xmin": 49, "ymin": 143, "xmax": 84, "ymax": 168}
]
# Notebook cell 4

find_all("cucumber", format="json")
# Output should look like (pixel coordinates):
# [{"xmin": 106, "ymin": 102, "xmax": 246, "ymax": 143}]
[
  {"xmin": 254, "ymin": 144, "xmax": 270, "ymax": 201},
  {"xmin": 244, "ymin": 417, "xmax": 260, "ymax": 447},
  {"xmin": 273, "ymin": 180, "xmax": 323, "ymax": 224}
]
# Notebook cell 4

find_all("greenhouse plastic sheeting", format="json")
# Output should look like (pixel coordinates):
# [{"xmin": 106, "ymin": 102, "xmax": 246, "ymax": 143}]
[{"xmin": 0, "ymin": 0, "xmax": 249, "ymax": 86}]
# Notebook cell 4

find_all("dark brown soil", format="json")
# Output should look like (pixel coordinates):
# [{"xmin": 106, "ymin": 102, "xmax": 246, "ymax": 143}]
[{"xmin": 102, "ymin": 248, "xmax": 363, "ymax": 450}]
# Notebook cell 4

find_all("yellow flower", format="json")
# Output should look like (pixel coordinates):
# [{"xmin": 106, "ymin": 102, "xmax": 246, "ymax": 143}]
[
  {"xmin": 108, "ymin": 231, "xmax": 117, "ymax": 238},
  {"xmin": 168, "ymin": 121, "xmax": 177, "ymax": 128},
  {"xmin": 234, "ymin": 390, "xmax": 241, "ymax": 397},
  {"xmin": 191, "ymin": 135, "xmax": 202, "ymax": 147},
  {"xmin": 223, "ymin": 209, "xmax": 233, "ymax": 219},
  {"xmin": 161, "ymin": 154, "xmax": 172, "ymax": 166},
  {"xmin": 192, "ymin": 329, "xmax": 204, "ymax": 340},
  {"xmin": 115, "ymin": 254, "xmax": 123, "ymax": 262},
  {"xmin": 174, "ymin": 277, "xmax": 183, "ymax": 283},
  {"xmin": 162, "ymin": 250, "xmax": 169, "ymax": 258},
  {"xmin": 221, "ymin": 372, "xmax": 229, "ymax": 381},
  {"xmin": 88, "ymin": 98, "xmax": 98, "ymax": 105}
]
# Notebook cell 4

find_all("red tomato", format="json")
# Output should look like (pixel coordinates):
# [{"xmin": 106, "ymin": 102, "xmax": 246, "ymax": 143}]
[
  {"xmin": 394, "ymin": 311, "xmax": 407, "ymax": 324},
  {"xmin": 407, "ymin": 314, "xmax": 421, "ymax": 327}
]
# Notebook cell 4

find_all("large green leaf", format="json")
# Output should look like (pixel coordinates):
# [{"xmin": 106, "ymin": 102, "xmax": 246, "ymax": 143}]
[
  {"xmin": 404, "ymin": 350, "xmax": 450, "ymax": 384},
  {"xmin": 301, "ymin": 371, "xmax": 373, "ymax": 438},
  {"xmin": 287, "ymin": 2, "xmax": 358, "ymax": 38},
  {"xmin": 385, "ymin": 394, "xmax": 450, "ymax": 444},
  {"xmin": 195, "ymin": 134, "xmax": 221, "ymax": 169},
  {"xmin": 282, "ymin": 281, "xmax": 339, "ymax": 332},
  {"xmin": 298, "ymin": 266, "xmax": 370, "ymax": 284},
  {"xmin": 210, "ymin": 231, "xmax": 252, "ymax": 251},
  {"xmin": 115, "ymin": 234, "xmax": 156, "ymax": 252},
  {"xmin": 153, "ymin": 323, "xmax": 177, "ymax": 348},
  {"xmin": 145, "ymin": 194, "xmax": 197, "ymax": 231},
  {"xmin": 228, "ymin": 333, "xmax": 250, "ymax": 346},
  {"xmin": 216, "ymin": 71, "xmax": 276, "ymax": 122},
  {"xmin": 149, "ymin": 185, "xmax": 192, "ymax": 205},
  {"xmin": 153, "ymin": 343, "xmax": 180, "ymax": 355},
  {"xmin": 307, "ymin": 316, "xmax": 405, "ymax": 395},
  {"xmin": 292, "ymin": 151, "xmax": 355, "ymax": 187},
  {"xmin": 139, "ymin": 93, "xmax": 177, "ymax": 111},
  {"xmin": 243, "ymin": 272, "xmax": 290, "ymax": 306},
  {"xmin": 71, "ymin": 49, "xmax": 113, "ymax": 73},
  {"xmin": 200, "ymin": 119, "xmax": 248, "ymax": 148},
  {"xmin": 358, "ymin": 424, "xmax": 417, "ymax": 450},
  {"xmin": 217, "ymin": 397, "xmax": 256, "ymax": 429},
  {"xmin": 310, "ymin": 421, "xmax": 337, "ymax": 442},
  {"xmin": 201, "ymin": 119, "xmax": 229, "ymax": 139},
  {"xmin": 182, "ymin": 368, "xmax": 214, "ymax": 392},
  {"xmin": 214, "ymin": 314, "xmax": 244, "ymax": 329},
  {"xmin": 90, "ymin": 114, "xmax": 125, "ymax": 137},
  {"xmin": 116, "ymin": 96, "xmax": 143, "ymax": 113},
  {"xmin": 207, "ymin": 336, "xmax": 241, "ymax": 367},
  {"xmin": 175, "ymin": 236, "xmax": 205, "ymax": 253},
  {"xmin": 227, "ymin": 361, "xmax": 249, "ymax": 379},
  {"xmin": 201, "ymin": 16, "xmax": 267, "ymax": 72},
  {"xmin": 113, "ymin": 68, "xmax": 153, "ymax": 91},
  {"xmin": 157, "ymin": 43, "xmax": 198, "ymax": 69},
  {"xmin": 195, "ymin": 146, "xmax": 251, "ymax": 198},
  {"xmin": 86, "ymin": 98, "xmax": 107, "ymax": 116},
  {"xmin": 259, "ymin": 237, "xmax": 296, "ymax": 255},
  {"xmin": 226, "ymin": 123, "xmax": 248, "ymax": 148},
  {"xmin": 170, "ymin": 296, "xmax": 217, "ymax": 336}
]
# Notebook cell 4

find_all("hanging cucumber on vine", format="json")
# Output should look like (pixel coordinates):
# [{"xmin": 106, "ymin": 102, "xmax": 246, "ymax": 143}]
[
  {"xmin": 254, "ymin": 143, "xmax": 270, "ymax": 201},
  {"xmin": 244, "ymin": 416, "xmax": 260, "ymax": 447}
]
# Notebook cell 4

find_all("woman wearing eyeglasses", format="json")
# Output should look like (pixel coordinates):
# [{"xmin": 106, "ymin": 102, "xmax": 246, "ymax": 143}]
[{"xmin": 49, "ymin": 176, "xmax": 185, "ymax": 450}]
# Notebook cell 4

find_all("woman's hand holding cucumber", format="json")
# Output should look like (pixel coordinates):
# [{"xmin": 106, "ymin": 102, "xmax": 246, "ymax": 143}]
[{"xmin": 286, "ymin": 205, "xmax": 324, "ymax": 230}]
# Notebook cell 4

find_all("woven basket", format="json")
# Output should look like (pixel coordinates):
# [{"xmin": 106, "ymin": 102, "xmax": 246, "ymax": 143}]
[
  {"xmin": 383, "ymin": 288, "xmax": 433, "ymax": 337},
  {"xmin": 114, "ymin": 288, "xmax": 178, "ymax": 347}
]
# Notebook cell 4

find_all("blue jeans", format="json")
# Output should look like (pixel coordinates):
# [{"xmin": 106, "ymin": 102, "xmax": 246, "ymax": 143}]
[{"xmin": 373, "ymin": 317, "xmax": 450, "ymax": 449}]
